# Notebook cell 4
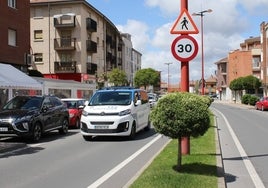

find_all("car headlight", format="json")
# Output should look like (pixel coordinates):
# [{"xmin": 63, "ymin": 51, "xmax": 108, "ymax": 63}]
[
  {"xmin": 82, "ymin": 110, "xmax": 88, "ymax": 116},
  {"xmin": 119, "ymin": 109, "xmax": 131, "ymax": 116}
]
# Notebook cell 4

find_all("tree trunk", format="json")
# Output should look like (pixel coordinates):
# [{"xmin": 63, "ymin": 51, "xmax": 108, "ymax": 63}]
[{"xmin": 176, "ymin": 137, "xmax": 182, "ymax": 171}]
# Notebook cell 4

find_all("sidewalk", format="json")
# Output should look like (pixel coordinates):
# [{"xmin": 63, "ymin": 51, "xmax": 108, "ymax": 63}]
[
  {"xmin": 213, "ymin": 99, "xmax": 255, "ymax": 109},
  {"xmin": 213, "ymin": 100, "xmax": 257, "ymax": 188}
]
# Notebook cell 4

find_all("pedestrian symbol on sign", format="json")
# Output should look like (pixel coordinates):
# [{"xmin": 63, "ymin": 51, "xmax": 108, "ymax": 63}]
[{"xmin": 181, "ymin": 17, "xmax": 188, "ymax": 30}]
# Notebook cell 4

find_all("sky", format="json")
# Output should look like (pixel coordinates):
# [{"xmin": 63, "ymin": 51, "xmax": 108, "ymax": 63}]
[{"xmin": 88, "ymin": 0, "xmax": 268, "ymax": 84}]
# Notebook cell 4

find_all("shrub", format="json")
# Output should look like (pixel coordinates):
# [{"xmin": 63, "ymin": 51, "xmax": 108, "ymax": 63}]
[
  {"xmin": 151, "ymin": 92, "xmax": 210, "ymax": 138},
  {"xmin": 150, "ymin": 92, "xmax": 211, "ymax": 170},
  {"xmin": 242, "ymin": 94, "xmax": 259, "ymax": 105},
  {"xmin": 248, "ymin": 95, "xmax": 259, "ymax": 106},
  {"xmin": 242, "ymin": 94, "xmax": 251, "ymax": 104}
]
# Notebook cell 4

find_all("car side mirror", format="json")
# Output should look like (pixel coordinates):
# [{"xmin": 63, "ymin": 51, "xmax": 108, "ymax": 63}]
[
  {"xmin": 42, "ymin": 105, "xmax": 49, "ymax": 113},
  {"xmin": 135, "ymin": 100, "xmax": 141, "ymax": 106}
]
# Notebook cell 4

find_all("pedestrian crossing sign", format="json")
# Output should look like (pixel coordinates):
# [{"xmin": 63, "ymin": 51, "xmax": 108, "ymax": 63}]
[{"xmin": 170, "ymin": 8, "xmax": 199, "ymax": 34}]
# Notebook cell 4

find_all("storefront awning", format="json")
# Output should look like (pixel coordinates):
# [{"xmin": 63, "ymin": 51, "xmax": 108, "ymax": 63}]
[{"xmin": 0, "ymin": 64, "xmax": 42, "ymax": 89}]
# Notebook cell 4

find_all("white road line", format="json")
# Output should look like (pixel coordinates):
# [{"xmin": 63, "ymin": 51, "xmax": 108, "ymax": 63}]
[
  {"xmin": 87, "ymin": 134, "xmax": 163, "ymax": 188},
  {"xmin": 214, "ymin": 108, "xmax": 265, "ymax": 188}
]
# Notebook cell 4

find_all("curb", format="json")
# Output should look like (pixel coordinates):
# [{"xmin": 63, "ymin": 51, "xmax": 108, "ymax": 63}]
[{"xmin": 215, "ymin": 116, "xmax": 226, "ymax": 188}]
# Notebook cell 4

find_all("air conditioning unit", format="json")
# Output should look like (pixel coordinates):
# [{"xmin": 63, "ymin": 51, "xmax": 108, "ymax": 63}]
[{"xmin": 24, "ymin": 53, "xmax": 32, "ymax": 66}]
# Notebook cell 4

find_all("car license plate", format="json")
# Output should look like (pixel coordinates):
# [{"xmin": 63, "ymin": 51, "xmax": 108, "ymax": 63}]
[
  {"xmin": 0, "ymin": 127, "xmax": 8, "ymax": 132},
  {"xmin": 94, "ymin": 125, "xmax": 108, "ymax": 129}
]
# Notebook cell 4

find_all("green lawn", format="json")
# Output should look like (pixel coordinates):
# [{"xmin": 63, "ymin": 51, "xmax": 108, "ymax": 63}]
[{"xmin": 130, "ymin": 114, "xmax": 218, "ymax": 188}]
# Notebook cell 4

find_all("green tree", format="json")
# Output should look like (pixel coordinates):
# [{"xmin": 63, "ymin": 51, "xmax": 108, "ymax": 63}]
[
  {"xmin": 150, "ymin": 92, "xmax": 210, "ymax": 171},
  {"xmin": 134, "ymin": 68, "xmax": 159, "ymax": 89},
  {"xmin": 108, "ymin": 68, "xmax": 127, "ymax": 86},
  {"xmin": 229, "ymin": 77, "xmax": 244, "ymax": 91},
  {"xmin": 229, "ymin": 77, "xmax": 244, "ymax": 102},
  {"xmin": 243, "ymin": 75, "xmax": 261, "ymax": 94}
]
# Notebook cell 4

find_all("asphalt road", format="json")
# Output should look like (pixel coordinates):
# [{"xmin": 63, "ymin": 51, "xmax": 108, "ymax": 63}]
[
  {"xmin": 212, "ymin": 101, "xmax": 268, "ymax": 188},
  {"xmin": 0, "ymin": 128, "xmax": 170, "ymax": 188}
]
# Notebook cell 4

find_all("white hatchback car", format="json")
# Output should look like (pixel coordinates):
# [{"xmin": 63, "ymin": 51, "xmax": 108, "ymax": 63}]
[{"xmin": 80, "ymin": 87, "xmax": 151, "ymax": 140}]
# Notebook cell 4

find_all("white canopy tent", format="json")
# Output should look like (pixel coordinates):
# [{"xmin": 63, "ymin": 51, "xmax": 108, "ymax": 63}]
[{"xmin": 0, "ymin": 63, "xmax": 42, "ymax": 100}]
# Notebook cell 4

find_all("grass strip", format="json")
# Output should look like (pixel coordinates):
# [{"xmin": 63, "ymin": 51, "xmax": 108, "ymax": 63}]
[{"xmin": 130, "ymin": 113, "xmax": 217, "ymax": 188}]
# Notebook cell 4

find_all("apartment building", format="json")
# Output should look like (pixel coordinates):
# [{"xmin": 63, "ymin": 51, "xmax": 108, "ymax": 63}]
[
  {"xmin": 215, "ymin": 57, "xmax": 228, "ymax": 100},
  {"xmin": 260, "ymin": 22, "xmax": 268, "ymax": 96},
  {"xmin": 215, "ymin": 36, "xmax": 261, "ymax": 101},
  {"xmin": 132, "ymin": 48, "xmax": 142, "ymax": 85},
  {"xmin": 0, "ymin": 0, "xmax": 30, "ymax": 72},
  {"xmin": 30, "ymin": 0, "xmax": 141, "ymax": 85}
]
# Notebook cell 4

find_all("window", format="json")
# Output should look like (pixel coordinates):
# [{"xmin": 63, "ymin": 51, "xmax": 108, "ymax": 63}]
[
  {"xmin": 60, "ymin": 53, "xmax": 72, "ymax": 62},
  {"xmin": 34, "ymin": 30, "xmax": 43, "ymax": 40},
  {"xmin": 34, "ymin": 53, "xmax": 43, "ymax": 63},
  {"xmin": 34, "ymin": 8, "xmax": 43, "ymax": 18},
  {"xmin": 8, "ymin": 29, "xmax": 16, "ymax": 46},
  {"xmin": 252, "ymin": 56, "xmax": 260, "ymax": 68},
  {"xmin": 8, "ymin": 0, "xmax": 16, "ymax": 8}
]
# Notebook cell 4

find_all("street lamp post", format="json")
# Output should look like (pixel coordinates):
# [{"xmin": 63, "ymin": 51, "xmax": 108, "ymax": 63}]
[
  {"xmin": 165, "ymin": 62, "xmax": 172, "ymax": 92},
  {"xmin": 192, "ymin": 9, "xmax": 212, "ymax": 95}
]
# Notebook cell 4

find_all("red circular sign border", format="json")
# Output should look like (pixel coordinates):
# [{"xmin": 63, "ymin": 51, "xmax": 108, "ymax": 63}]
[{"xmin": 171, "ymin": 35, "xmax": 198, "ymax": 62}]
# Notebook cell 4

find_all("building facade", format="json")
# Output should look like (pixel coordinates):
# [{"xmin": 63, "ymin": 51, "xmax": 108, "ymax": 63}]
[
  {"xmin": 30, "ymin": 0, "xmax": 141, "ymax": 86},
  {"xmin": 260, "ymin": 22, "xmax": 268, "ymax": 96},
  {"xmin": 0, "ymin": 0, "xmax": 30, "ymax": 72},
  {"xmin": 215, "ymin": 37, "xmax": 261, "ymax": 101}
]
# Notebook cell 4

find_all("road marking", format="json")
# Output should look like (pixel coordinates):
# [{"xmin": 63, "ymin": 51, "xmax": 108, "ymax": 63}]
[
  {"xmin": 214, "ymin": 108, "xmax": 265, "ymax": 188},
  {"xmin": 87, "ymin": 134, "xmax": 163, "ymax": 188}
]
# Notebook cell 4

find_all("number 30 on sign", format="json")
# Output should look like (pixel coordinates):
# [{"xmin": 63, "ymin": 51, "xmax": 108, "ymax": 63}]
[{"xmin": 171, "ymin": 35, "xmax": 198, "ymax": 62}]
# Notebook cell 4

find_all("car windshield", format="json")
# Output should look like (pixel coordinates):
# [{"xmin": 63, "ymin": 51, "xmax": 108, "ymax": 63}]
[
  {"xmin": 148, "ymin": 94, "xmax": 157, "ymax": 101},
  {"xmin": 89, "ymin": 91, "xmax": 132, "ymax": 106},
  {"xmin": 3, "ymin": 96, "xmax": 42, "ymax": 110},
  {"xmin": 63, "ymin": 101, "xmax": 77, "ymax": 109}
]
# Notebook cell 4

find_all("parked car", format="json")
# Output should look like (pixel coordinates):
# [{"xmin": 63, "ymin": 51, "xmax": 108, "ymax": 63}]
[
  {"xmin": 255, "ymin": 96, "xmax": 268, "ymax": 111},
  {"xmin": 0, "ymin": 95, "xmax": 69, "ymax": 142},
  {"xmin": 148, "ymin": 93, "xmax": 158, "ymax": 108},
  {"xmin": 61, "ymin": 98, "xmax": 86, "ymax": 128},
  {"xmin": 80, "ymin": 87, "xmax": 151, "ymax": 141}
]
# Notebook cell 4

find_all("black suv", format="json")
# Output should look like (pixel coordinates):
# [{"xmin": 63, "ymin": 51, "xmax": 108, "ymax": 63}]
[{"xmin": 0, "ymin": 95, "xmax": 69, "ymax": 142}]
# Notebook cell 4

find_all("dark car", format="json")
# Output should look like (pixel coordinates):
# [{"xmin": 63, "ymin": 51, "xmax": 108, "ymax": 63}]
[
  {"xmin": 61, "ymin": 98, "xmax": 86, "ymax": 128},
  {"xmin": 0, "ymin": 95, "xmax": 69, "ymax": 142}
]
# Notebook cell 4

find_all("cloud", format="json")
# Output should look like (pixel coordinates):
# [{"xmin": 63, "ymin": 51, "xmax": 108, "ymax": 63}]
[
  {"xmin": 116, "ymin": 0, "xmax": 265, "ymax": 83},
  {"xmin": 117, "ymin": 20, "xmax": 150, "ymax": 52}
]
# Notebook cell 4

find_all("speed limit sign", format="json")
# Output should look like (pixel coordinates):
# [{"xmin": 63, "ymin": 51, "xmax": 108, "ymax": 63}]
[{"xmin": 171, "ymin": 35, "xmax": 198, "ymax": 62}]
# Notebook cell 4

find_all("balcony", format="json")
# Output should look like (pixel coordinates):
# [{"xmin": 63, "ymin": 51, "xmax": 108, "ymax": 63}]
[
  {"xmin": 87, "ymin": 62, "xmax": 97, "ymax": 74},
  {"xmin": 106, "ymin": 52, "xmax": 112, "ymax": 61},
  {"xmin": 54, "ymin": 14, "xmax": 76, "ymax": 28},
  {"xmin": 86, "ymin": 40, "xmax": 97, "ymax": 53},
  {"xmin": 117, "ymin": 57, "xmax": 122, "ymax": 65},
  {"xmin": 86, "ymin": 18, "xmax": 97, "ymax": 32},
  {"xmin": 54, "ymin": 38, "xmax": 76, "ymax": 51},
  {"xmin": 106, "ymin": 35, "xmax": 112, "ymax": 44},
  {"xmin": 54, "ymin": 61, "xmax": 76, "ymax": 73}
]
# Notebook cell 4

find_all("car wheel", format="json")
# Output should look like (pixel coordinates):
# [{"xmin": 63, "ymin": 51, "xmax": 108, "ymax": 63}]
[
  {"xmin": 32, "ymin": 123, "xmax": 42, "ymax": 142},
  {"xmin": 144, "ymin": 118, "xmax": 151, "ymax": 131},
  {"xmin": 83, "ymin": 135, "xmax": 93, "ymax": 141},
  {"xmin": 75, "ymin": 118, "xmax": 80, "ymax": 129},
  {"xmin": 129, "ymin": 123, "xmax": 136, "ymax": 140},
  {"xmin": 59, "ymin": 118, "xmax": 68, "ymax": 134}
]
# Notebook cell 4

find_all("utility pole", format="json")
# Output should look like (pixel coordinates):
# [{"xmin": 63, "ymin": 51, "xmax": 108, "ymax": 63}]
[{"xmin": 165, "ymin": 62, "xmax": 172, "ymax": 92}]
